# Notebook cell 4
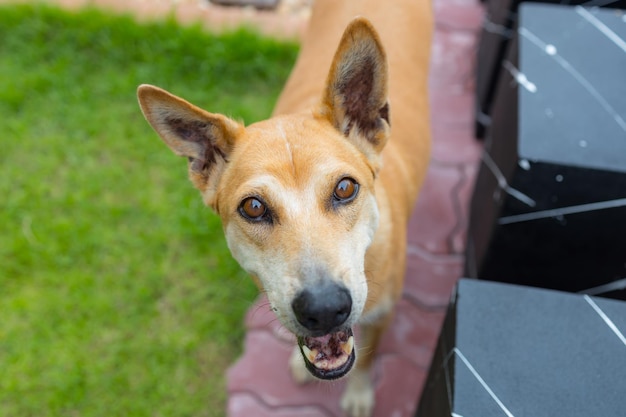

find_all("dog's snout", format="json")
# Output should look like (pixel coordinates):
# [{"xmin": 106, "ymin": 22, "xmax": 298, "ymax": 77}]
[{"xmin": 292, "ymin": 282, "xmax": 352, "ymax": 334}]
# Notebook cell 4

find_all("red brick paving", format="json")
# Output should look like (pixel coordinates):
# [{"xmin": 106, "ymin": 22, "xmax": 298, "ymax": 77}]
[{"xmin": 227, "ymin": 0, "xmax": 485, "ymax": 415}]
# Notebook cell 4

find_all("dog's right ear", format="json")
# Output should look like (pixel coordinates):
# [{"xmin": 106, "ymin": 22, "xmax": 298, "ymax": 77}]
[{"xmin": 137, "ymin": 84, "xmax": 243, "ymax": 208}]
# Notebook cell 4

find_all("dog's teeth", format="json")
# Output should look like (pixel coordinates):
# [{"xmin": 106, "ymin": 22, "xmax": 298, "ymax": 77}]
[
  {"xmin": 302, "ymin": 345, "xmax": 317, "ymax": 363},
  {"xmin": 342, "ymin": 336, "xmax": 354, "ymax": 356}
]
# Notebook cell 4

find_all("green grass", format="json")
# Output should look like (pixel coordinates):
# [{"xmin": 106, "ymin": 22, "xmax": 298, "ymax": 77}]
[{"xmin": 0, "ymin": 4, "xmax": 298, "ymax": 416}]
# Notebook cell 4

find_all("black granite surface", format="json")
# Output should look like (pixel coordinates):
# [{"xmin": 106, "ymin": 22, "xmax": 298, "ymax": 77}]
[
  {"xmin": 475, "ymin": 0, "xmax": 626, "ymax": 138},
  {"xmin": 416, "ymin": 279, "xmax": 626, "ymax": 417},
  {"xmin": 467, "ymin": 4, "xmax": 626, "ymax": 299}
]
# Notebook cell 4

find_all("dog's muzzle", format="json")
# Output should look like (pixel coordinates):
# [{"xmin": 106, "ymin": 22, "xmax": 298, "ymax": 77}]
[{"xmin": 291, "ymin": 282, "xmax": 356, "ymax": 379}]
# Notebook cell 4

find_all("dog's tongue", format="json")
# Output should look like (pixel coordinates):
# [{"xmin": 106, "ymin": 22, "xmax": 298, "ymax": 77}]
[{"xmin": 299, "ymin": 329, "xmax": 354, "ymax": 378}]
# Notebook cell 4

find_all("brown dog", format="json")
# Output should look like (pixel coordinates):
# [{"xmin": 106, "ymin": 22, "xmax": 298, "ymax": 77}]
[{"xmin": 137, "ymin": 1, "xmax": 432, "ymax": 415}]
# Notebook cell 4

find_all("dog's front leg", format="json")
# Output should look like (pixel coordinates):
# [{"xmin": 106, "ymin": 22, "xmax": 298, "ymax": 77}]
[
  {"xmin": 341, "ymin": 317, "xmax": 389, "ymax": 417},
  {"xmin": 341, "ymin": 367, "xmax": 374, "ymax": 417}
]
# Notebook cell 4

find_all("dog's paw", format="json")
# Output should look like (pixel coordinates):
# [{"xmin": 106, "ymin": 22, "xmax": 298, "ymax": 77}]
[
  {"xmin": 289, "ymin": 345, "xmax": 315, "ymax": 384},
  {"xmin": 340, "ymin": 368, "xmax": 374, "ymax": 417}
]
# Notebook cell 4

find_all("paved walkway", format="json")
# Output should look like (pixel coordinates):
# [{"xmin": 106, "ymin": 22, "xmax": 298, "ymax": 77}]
[
  {"xmin": 226, "ymin": 0, "xmax": 485, "ymax": 415},
  {"xmin": 2, "ymin": 0, "xmax": 309, "ymax": 39}
]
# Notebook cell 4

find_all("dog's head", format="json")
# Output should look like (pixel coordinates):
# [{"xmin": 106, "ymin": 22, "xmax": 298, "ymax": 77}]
[{"xmin": 138, "ymin": 18, "xmax": 389, "ymax": 380}]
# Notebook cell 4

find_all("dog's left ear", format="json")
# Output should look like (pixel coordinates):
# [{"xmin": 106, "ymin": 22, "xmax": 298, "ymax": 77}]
[{"xmin": 321, "ymin": 17, "xmax": 390, "ymax": 164}]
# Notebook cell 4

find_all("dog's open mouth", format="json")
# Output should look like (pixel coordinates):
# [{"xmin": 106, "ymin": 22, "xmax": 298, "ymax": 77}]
[{"xmin": 297, "ymin": 328, "xmax": 355, "ymax": 380}]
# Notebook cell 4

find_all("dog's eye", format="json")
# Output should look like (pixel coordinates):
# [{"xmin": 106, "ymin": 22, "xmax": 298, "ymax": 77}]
[
  {"xmin": 239, "ymin": 197, "xmax": 269, "ymax": 222},
  {"xmin": 333, "ymin": 178, "xmax": 359, "ymax": 203}
]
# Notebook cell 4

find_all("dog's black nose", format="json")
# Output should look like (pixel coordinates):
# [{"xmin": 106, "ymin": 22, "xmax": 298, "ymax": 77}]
[{"xmin": 292, "ymin": 282, "xmax": 352, "ymax": 333}]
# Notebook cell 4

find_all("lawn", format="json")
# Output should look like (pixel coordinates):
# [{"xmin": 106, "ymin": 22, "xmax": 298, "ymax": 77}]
[{"xmin": 0, "ymin": 4, "xmax": 298, "ymax": 416}]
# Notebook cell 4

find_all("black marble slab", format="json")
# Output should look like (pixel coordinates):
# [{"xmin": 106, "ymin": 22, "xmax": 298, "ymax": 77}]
[
  {"xmin": 416, "ymin": 279, "xmax": 626, "ymax": 417},
  {"xmin": 466, "ymin": 4, "xmax": 626, "ymax": 300},
  {"xmin": 475, "ymin": 0, "xmax": 626, "ymax": 138}
]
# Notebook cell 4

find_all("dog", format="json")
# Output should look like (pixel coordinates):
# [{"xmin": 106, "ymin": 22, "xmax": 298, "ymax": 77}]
[{"xmin": 137, "ymin": 0, "xmax": 432, "ymax": 415}]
